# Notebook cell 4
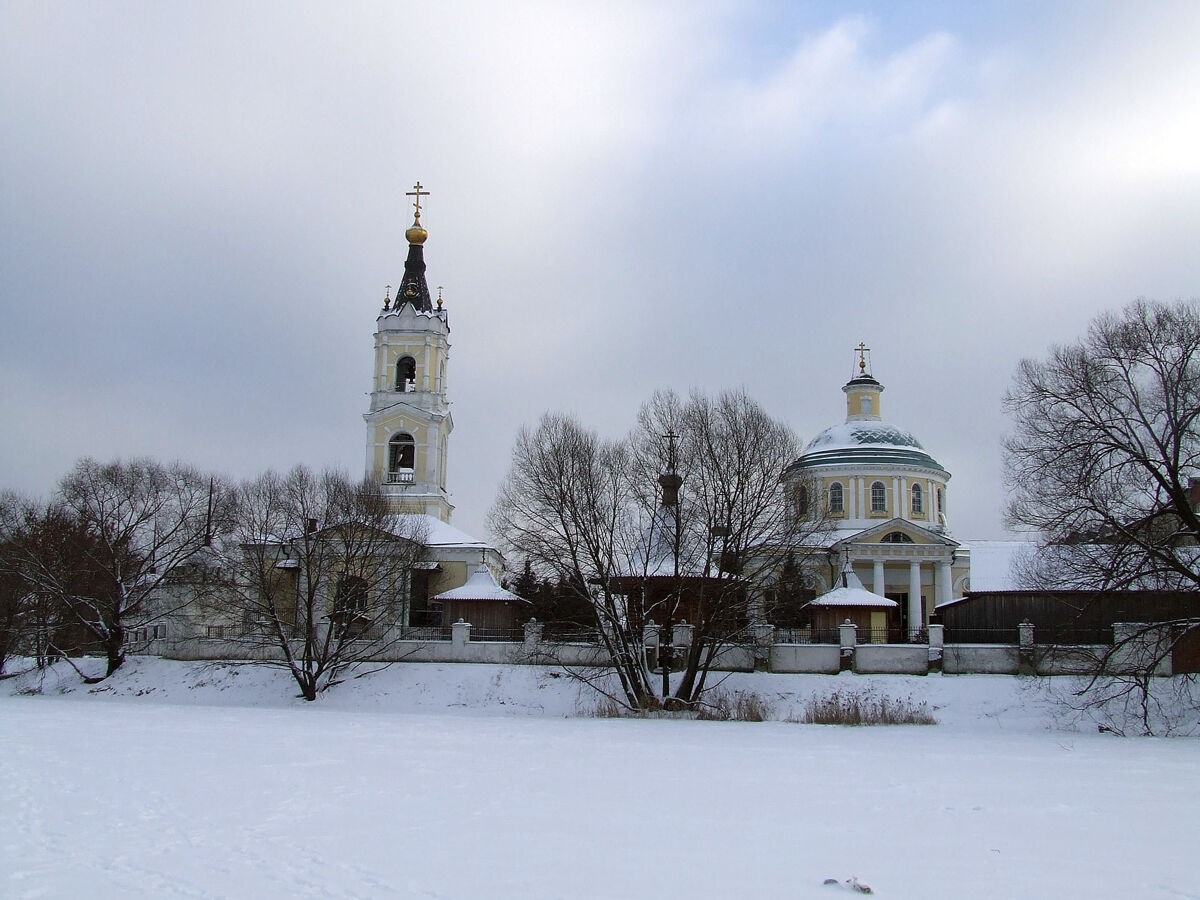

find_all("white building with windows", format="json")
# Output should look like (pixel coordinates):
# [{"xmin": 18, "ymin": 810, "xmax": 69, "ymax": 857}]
[{"xmin": 783, "ymin": 350, "xmax": 971, "ymax": 637}]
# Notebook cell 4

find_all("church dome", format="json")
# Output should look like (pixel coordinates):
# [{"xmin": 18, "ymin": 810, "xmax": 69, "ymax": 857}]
[
  {"xmin": 793, "ymin": 420, "xmax": 945, "ymax": 472},
  {"xmin": 786, "ymin": 347, "xmax": 948, "ymax": 476}
]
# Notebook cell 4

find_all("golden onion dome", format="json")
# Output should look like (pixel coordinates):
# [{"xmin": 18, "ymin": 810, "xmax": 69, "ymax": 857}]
[{"xmin": 405, "ymin": 217, "xmax": 428, "ymax": 245}]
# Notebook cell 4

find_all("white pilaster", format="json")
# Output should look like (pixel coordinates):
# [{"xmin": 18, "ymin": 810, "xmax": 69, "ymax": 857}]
[
  {"xmin": 873, "ymin": 559, "xmax": 886, "ymax": 596},
  {"xmin": 908, "ymin": 561, "xmax": 922, "ymax": 636}
]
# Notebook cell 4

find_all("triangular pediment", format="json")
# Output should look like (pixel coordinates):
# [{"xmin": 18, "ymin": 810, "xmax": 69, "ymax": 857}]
[{"xmin": 831, "ymin": 518, "xmax": 959, "ymax": 549}]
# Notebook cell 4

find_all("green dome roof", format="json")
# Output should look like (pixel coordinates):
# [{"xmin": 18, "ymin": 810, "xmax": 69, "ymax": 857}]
[{"xmin": 787, "ymin": 421, "xmax": 946, "ymax": 473}]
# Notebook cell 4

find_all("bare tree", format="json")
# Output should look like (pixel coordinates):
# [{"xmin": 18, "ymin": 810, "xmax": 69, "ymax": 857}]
[
  {"xmin": 1004, "ymin": 298, "xmax": 1200, "ymax": 731},
  {"xmin": 1005, "ymin": 298, "xmax": 1200, "ymax": 589},
  {"xmin": 212, "ymin": 466, "xmax": 429, "ymax": 701},
  {"xmin": 2, "ymin": 459, "xmax": 222, "ymax": 678},
  {"xmin": 632, "ymin": 389, "xmax": 816, "ymax": 704},
  {"xmin": 488, "ymin": 391, "xmax": 823, "ymax": 712},
  {"xmin": 488, "ymin": 414, "xmax": 655, "ymax": 708}
]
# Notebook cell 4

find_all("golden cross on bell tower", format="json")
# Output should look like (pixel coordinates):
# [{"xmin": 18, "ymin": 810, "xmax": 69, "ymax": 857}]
[
  {"xmin": 406, "ymin": 182, "xmax": 429, "ymax": 221},
  {"xmin": 854, "ymin": 342, "xmax": 871, "ymax": 375}
]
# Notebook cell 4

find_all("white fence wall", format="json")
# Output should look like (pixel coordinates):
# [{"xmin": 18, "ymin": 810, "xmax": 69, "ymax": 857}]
[
  {"xmin": 770, "ymin": 644, "xmax": 841, "ymax": 674},
  {"xmin": 141, "ymin": 620, "xmax": 1177, "ymax": 677}
]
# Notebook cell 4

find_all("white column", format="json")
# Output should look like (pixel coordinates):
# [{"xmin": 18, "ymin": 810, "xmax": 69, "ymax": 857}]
[
  {"xmin": 893, "ymin": 477, "xmax": 902, "ymax": 517},
  {"xmin": 856, "ymin": 477, "xmax": 865, "ymax": 519},
  {"xmin": 936, "ymin": 559, "xmax": 952, "ymax": 608},
  {"xmin": 908, "ymin": 561, "xmax": 923, "ymax": 636},
  {"xmin": 873, "ymin": 559, "xmax": 886, "ymax": 596}
]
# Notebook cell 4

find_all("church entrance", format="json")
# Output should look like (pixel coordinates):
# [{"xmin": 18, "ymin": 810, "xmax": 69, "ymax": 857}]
[{"xmin": 884, "ymin": 592, "xmax": 912, "ymax": 643}]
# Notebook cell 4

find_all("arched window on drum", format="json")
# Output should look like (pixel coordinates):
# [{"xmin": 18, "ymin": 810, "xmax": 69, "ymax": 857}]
[{"xmin": 870, "ymin": 481, "xmax": 887, "ymax": 513}]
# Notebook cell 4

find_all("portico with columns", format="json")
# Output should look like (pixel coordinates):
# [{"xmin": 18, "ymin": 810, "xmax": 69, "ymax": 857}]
[{"xmin": 830, "ymin": 519, "xmax": 961, "ymax": 638}]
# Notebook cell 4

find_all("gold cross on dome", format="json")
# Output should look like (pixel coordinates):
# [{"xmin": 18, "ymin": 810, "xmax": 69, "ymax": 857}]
[
  {"xmin": 406, "ymin": 182, "xmax": 429, "ymax": 217},
  {"xmin": 855, "ymin": 342, "xmax": 871, "ymax": 374}
]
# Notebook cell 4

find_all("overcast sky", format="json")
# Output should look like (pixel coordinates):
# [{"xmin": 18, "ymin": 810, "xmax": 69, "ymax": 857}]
[{"xmin": 3, "ymin": 1, "xmax": 1199, "ymax": 547}]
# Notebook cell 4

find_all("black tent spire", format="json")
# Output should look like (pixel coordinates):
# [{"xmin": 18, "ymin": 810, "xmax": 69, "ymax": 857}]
[{"xmin": 395, "ymin": 182, "xmax": 433, "ymax": 311}]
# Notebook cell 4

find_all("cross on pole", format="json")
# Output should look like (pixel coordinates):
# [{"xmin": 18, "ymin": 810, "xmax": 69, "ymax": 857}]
[
  {"xmin": 406, "ymin": 182, "xmax": 429, "ymax": 217},
  {"xmin": 663, "ymin": 429, "xmax": 678, "ymax": 472}
]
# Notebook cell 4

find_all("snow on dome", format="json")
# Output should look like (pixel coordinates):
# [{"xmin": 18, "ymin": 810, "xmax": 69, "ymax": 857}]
[
  {"xmin": 791, "ymin": 421, "xmax": 945, "ymax": 473},
  {"xmin": 804, "ymin": 421, "xmax": 924, "ymax": 454},
  {"xmin": 433, "ymin": 565, "xmax": 529, "ymax": 604}
]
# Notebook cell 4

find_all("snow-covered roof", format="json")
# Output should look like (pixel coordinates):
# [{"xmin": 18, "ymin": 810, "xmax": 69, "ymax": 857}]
[
  {"xmin": 812, "ymin": 569, "xmax": 898, "ymax": 607},
  {"xmin": 387, "ymin": 514, "xmax": 491, "ymax": 549},
  {"xmin": 433, "ymin": 565, "xmax": 529, "ymax": 604}
]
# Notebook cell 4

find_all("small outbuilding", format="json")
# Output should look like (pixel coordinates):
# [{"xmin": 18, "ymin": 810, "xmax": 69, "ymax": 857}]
[
  {"xmin": 432, "ymin": 564, "xmax": 531, "ymax": 635},
  {"xmin": 810, "ymin": 567, "xmax": 899, "ymax": 643}
]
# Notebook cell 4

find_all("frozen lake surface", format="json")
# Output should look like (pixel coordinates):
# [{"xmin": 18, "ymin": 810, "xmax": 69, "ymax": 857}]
[{"xmin": 2, "ymin": 659, "xmax": 1197, "ymax": 899}]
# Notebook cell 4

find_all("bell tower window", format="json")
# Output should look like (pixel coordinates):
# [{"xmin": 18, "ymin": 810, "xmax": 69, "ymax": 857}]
[
  {"xmin": 388, "ymin": 433, "xmax": 415, "ymax": 482},
  {"xmin": 395, "ymin": 356, "xmax": 417, "ymax": 392}
]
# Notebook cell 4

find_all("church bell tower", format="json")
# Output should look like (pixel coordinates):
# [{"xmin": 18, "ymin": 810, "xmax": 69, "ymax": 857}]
[{"xmin": 363, "ymin": 183, "xmax": 454, "ymax": 521}]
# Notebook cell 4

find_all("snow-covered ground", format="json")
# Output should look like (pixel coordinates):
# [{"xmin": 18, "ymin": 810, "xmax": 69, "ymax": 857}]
[{"xmin": 2, "ymin": 658, "xmax": 1197, "ymax": 899}]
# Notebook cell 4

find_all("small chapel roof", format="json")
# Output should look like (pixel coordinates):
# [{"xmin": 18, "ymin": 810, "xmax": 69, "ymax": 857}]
[
  {"xmin": 811, "ymin": 567, "xmax": 898, "ymax": 608},
  {"xmin": 433, "ymin": 565, "xmax": 529, "ymax": 604}
]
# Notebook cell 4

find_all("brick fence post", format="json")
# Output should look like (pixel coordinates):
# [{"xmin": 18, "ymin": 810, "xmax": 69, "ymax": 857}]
[
  {"xmin": 839, "ymin": 619, "xmax": 857, "ymax": 672},
  {"xmin": 673, "ymin": 620, "xmax": 694, "ymax": 652},
  {"xmin": 524, "ymin": 617, "xmax": 543, "ymax": 651},
  {"xmin": 452, "ymin": 618, "xmax": 472, "ymax": 657},
  {"xmin": 1018, "ymin": 619, "xmax": 1035, "ymax": 675},
  {"xmin": 927, "ymin": 623, "xmax": 944, "ymax": 673},
  {"xmin": 752, "ymin": 623, "xmax": 774, "ymax": 671},
  {"xmin": 643, "ymin": 620, "xmax": 659, "ymax": 671}
]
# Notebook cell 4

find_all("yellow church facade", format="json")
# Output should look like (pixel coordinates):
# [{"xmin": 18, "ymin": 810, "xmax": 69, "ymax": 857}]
[{"xmin": 783, "ymin": 350, "xmax": 971, "ymax": 638}]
